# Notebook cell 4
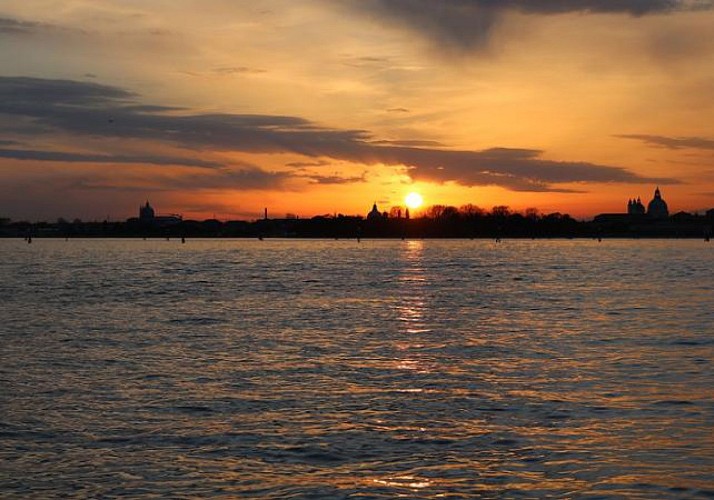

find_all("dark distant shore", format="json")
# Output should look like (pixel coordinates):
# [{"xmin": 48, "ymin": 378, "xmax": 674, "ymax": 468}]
[{"xmin": 2, "ymin": 210, "xmax": 712, "ymax": 239}]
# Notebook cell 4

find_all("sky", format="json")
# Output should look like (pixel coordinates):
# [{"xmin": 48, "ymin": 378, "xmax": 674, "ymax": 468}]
[{"xmin": 1, "ymin": 0, "xmax": 714, "ymax": 221}]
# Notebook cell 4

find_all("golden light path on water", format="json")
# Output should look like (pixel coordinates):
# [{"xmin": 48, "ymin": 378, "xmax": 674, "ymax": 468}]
[{"xmin": 1, "ymin": 239, "xmax": 713, "ymax": 498}]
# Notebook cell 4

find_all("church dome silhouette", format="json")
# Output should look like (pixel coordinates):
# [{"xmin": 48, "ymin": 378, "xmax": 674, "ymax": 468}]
[
  {"xmin": 647, "ymin": 187, "xmax": 669, "ymax": 219},
  {"xmin": 140, "ymin": 200, "xmax": 155, "ymax": 221},
  {"xmin": 367, "ymin": 202, "xmax": 384, "ymax": 220}
]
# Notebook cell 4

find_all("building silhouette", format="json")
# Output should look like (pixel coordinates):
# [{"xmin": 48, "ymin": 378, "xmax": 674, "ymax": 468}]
[
  {"xmin": 135, "ymin": 201, "xmax": 182, "ymax": 226},
  {"xmin": 139, "ymin": 201, "xmax": 155, "ymax": 221},
  {"xmin": 367, "ymin": 202, "xmax": 385, "ymax": 221},
  {"xmin": 597, "ymin": 187, "xmax": 670, "ymax": 223},
  {"xmin": 627, "ymin": 197, "xmax": 645, "ymax": 215},
  {"xmin": 2, "ymin": 192, "xmax": 712, "ymax": 238},
  {"xmin": 647, "ymin": 187, "xmax": 669, "ymax": 219},
  {"xmin": 593, "ymin": 186, "xmax": 714, "ymax": 236}
]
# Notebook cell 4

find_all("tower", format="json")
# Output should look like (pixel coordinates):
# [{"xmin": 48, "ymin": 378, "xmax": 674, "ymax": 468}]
[{"xmin": 628, "ymin": 197, "xmax": 645, "ymax": 215}]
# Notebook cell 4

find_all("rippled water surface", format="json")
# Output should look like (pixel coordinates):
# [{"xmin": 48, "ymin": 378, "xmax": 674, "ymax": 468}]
[{"xmin": 1, "ymin": 238, "xmax": 713, "ymax": 498}]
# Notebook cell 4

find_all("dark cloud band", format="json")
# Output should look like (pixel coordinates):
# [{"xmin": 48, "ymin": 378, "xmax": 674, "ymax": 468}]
[
  {"xmin": 335, "ymin": 0, "xmax": 712, "ymax": 52},
  {"xmin": 0, "ymin": 76, "xmax": 674, "ymax": 191},
  {"xmin": 0, "ymin": 147, "xmax": 223, "ymax": 168},
  {"xmin": 617, "ymin": 134, "xmax": 714, "ymax": 150}
]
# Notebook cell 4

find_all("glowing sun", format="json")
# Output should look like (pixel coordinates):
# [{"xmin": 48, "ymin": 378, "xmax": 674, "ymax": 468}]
[{"xmin": 405, "ymin": 192, "xmax": 424, "ymax": 209}]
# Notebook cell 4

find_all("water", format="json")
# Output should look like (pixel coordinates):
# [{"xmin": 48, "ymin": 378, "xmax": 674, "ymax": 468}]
[{"xmin": 1, "ymin": 238, "xmax": 713, "ymax": 498}]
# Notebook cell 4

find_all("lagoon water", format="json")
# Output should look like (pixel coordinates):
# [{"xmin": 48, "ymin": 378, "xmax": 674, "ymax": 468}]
[{"xmin": 1, "ymin": 238, "xmax": 713, "ymax": 498}]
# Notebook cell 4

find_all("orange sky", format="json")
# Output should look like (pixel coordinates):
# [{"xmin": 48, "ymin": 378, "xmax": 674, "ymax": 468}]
[{"xmin": 1, "ymin": 1, "xmax": 714, "ymax": 221}]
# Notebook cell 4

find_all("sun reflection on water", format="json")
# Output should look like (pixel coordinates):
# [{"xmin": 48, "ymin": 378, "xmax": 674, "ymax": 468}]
[
  {"xmin": 373, "ymin": 475, "xmax": 433, "ymax": 490},
  {"xmin": 396, "ymin": 240, "xmax": 431, "ymax": 335},
  {"xmin": 390, "ymin": 240, "xmax": 436, "ymax": 376}
]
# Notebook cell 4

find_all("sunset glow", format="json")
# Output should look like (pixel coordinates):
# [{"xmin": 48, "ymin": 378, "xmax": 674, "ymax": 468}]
[
  {"xmin": 405, "ymin": 192, "xmax": 424, "ymax": 210},
  {"xmin": 1, "ymin": 1, "xmax": 713, "ymax": 221}
]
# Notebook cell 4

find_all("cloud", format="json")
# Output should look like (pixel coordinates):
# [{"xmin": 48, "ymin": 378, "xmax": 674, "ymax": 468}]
[
  {"xmin": 50, "ymin": 167, "xmax": 292, "ymax": 194},
  {"xmin": 335, "ymin": 0, "xmax": 713, "ymax": 52},
  {"xmin": 212, "ymin": 66, "xmax": 267, "ymax": 75},
  {"xmin": 285, "ymin": 160, "xmax": 331, "ymax": 168},
  {"xmin": 135, "ymin": 168, "xmax": 293, "ymax": 192},
  {"xmin": 379, "ymin": 147, "xmax": 674, "ymax": 190},
  {"xmin": 617, "ymin": 134, "xmax": 714, "ymax": 150},
  {"xmin": 0, "ymin": 16, "xmax": 83, "ymax": 37},
  {"xmin": 0, "ymin": 76, "xmax": 134, "ymax": 110},
  {"xmin": 304, "ymin": 172, "xmax": 367, "ymax": 185},
  {"xmin": 0, "ymin": 17, "xmax": 49, "ymax": 35},
  {"xmin": 0, "ymin": 157, "xmax": 289, "ymax": 198},
  {"xmin": 183, "ymin": 67, "xmax": 268, "ymax": 78},
  {"xmin": 213, "ymin": 168, "xmax": 293, "ymax": 190},
  {"xmin": 0, "ymin": 76, "xmax": 671, "ymax": 192},
  {"xmin": 341, "ymin": 55, "xmax": 393, "ymax": 68},
  {"xmin": 371, "ymin": 139, "xmax": 444, "ymax": 147},
  {"xmin": 0, "ymin": 147, "xmax": 223, "ymax": 168},
  {"xmin": 481, "ymin": 1, "xmax": 706, "ymax": 15},
  {"xmin": 0, "ymin": 77, "xmax": 369, "ymax": 156}
]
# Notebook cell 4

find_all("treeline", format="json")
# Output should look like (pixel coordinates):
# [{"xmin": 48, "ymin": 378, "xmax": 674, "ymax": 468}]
[{"xmin": 360, "ymin": 205, "xmax": 583, "ymax": 238}]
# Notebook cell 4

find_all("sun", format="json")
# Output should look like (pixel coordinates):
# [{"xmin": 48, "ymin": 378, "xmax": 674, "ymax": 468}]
[{"xmin": 405, "ymin": 192, "xmax": 424, "ymax": 210}]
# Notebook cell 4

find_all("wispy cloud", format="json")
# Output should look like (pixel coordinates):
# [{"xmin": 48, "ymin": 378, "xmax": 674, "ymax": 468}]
[
  {"xmin": 0, "ymin": 148, "xmax": 223, "ymax": 168},
  {"xmin": 335, "ymin": 0, "xmax": 713, "ymax": 52},
  {"xmin": 212, "ymin": 66, "xmax": 267, "ymax": 75},
  {"xmin": 387, "ymin": 147, "xmax": 672, "ymax": 191},
  {"xmin": 0, "ymin": 76, "xmax": 673, "ymax": 192},
  {"xmin": 0, "ymin": 16, "xmax": 83, "ymax": 37},
  {"xmin": 285, "ymin": 160, "xmax": 331, "ymax": 168},
  {"xmin": 183, "ymin": 67, "xmax": 268, "ymax": 78},
  {"xmin": 67, "ymin": 167, "xmax": 292, "ymax": 193},
  {"xmin": 0, "ymin": 17, "xmax": 50, "ymax": 35},
  {"xmin": 153, "ymin": 168, "xmax": 293, "ymax": 191},
  {"xmin": 341, "ymin": 55, "xmax": 393, "ymax": 68},
  {"xmin": 304, "ymin": 172, "xmax": 367, "ymax": 185},
  {"xmin": 617, "ymin": 134, "xmax": 714, "ymax": 150},
  {"xmin": 371, "ymin": 139, "xmax": 444, "ymax": 147}
]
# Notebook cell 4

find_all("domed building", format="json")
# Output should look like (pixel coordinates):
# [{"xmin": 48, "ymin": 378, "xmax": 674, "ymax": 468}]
[
  {"xmin": 139, "ymin": 201, "xmax": 155, "ymax": 221},
  {"xmin": 593, "ymin": 186, "xmax": 673, "ymax": 226},
  {"xmin": 647, "ymin": 187, "xmax": 669, "ymax": 219},
  {"xmin": 137, "ymin": 201, "xmax": 182, "ymax": 226},
  {"xmin": 367, "ymin": 202, "xmax": 385, "ymax": 221}
]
